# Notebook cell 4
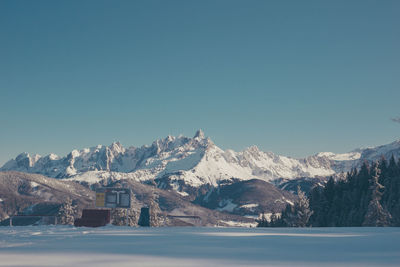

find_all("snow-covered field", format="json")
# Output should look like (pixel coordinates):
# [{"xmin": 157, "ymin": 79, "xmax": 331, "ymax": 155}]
[{"xmin": 1, "ymin": 226, "xmax": 399, "ymax": 267}]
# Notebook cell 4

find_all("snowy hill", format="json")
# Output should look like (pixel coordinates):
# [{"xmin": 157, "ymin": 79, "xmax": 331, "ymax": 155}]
[
  {"xmin": 0, "ymin": 171, "xmax": 254, "ymax": 226},
  {"xmin": 0, "ymin": 171, "xmax": 94, "ymax": 221},
  {"xmin": 2, "ymin": 130, "xmax": 400, "ymax": 193}
]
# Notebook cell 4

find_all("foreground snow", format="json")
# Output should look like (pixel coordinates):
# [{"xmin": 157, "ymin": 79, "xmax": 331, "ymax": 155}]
[{"xmin": 1, "ymin": 226, "xmax": 399, "ymax": 266}]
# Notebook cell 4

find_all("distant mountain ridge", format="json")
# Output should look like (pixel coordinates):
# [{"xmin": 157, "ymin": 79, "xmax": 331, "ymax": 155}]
[{"xmin": 2, "ymin": 131, "xmax": 400, "ymax": 193}]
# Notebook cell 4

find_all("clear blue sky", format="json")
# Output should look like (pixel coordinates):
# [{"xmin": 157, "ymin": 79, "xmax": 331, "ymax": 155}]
[{"xmin": 1, "ymin": 0, "xmax": 399, "ymax": 165}]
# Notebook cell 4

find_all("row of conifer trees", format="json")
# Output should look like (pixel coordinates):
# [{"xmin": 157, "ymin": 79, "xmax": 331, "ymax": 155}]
[{"xmin": 258, "ymin": 156, "xmax": 400, "ymax": 227}]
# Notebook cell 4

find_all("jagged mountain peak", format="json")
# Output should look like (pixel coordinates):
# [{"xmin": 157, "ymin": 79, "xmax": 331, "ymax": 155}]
[
  {"xmin": 108, "ymin": 141, "xmax": 125, "ymax": 154},
  {"xmin": 1, "ymin": 132, "xmax": 400, "ymax": 192},
  {"xmin": 47, "ymin": 153, "xmax": 59, "ymax": 160},
  {"xmin": 194, "ymin": 129, "xmax": 205, "ymax": 139},
  {"xmin": 0, "ymin": 130, "xmax": 215, "ymax": 178},
  {"xmin": 2, "ymin": 152, "xmax": 41, "ymax": 170},
  {"xmin": 244, "ymin": 145, "xmax": 261, "ymax": 154}
]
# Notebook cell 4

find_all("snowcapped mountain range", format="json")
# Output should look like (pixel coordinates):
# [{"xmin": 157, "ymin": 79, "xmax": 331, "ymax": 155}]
[{"xmin": 2, "ymin": 130, "xmax": 400, "ymax": 190}]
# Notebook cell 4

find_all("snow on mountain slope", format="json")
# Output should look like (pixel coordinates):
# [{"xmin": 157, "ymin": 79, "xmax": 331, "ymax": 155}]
[
  {"xmin": 2, "ymin": 130, "xmax": 400, "ymax": 189},
  {"xmin": 315, "ymin": 151, "xmax": 361, "ymax": 161}
]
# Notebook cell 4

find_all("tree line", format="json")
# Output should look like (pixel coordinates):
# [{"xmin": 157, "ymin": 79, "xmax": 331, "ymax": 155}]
[{"xmin": 258, "ymin": 156, "xmax": 400, "ymax": 227}]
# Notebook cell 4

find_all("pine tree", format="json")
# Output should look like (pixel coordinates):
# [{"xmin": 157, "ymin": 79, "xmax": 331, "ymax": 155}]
[
  {"xmin": 281, "ymin": 204, "xmax": 296, "ymax": 227},
  {"xmin": 256, "ymin": 212, "xmax": 269, "ymax": 227},
  {"xmin": 309, "ymin": 185, "xmax": 325, "ymax": 226},
  {"xmin": 362, "ymin": 164, "xmax": 392, "ymax": 226},
  {"xmin": 270, "ymin": 212, "xmax": 278, "ymax": 226},
  {"xmin": 294, "ymin": 186, "xmax": 313, "ymax": 227},
  {"xmin": 384, "ymin": 155, "xmax": 400, "ymax": 225},
  {"xmin": 58, "ymin": 198, "xmax": 76, "ymax": 225},
  {"xmin": 378, "ymin": 156, "xmax": 388, "ymax": 185},
  {"xmin": 354, "ymin": 162, "xmax": 371, "ymax": 226}
]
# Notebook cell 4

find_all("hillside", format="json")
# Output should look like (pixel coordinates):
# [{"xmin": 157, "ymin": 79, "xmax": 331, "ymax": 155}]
[
  {"xmin": 0, "ymin": 171, "xmax": 94, "ymax": 221},
  {"xmin": 0, "ymin": 171, "xmax": 254, "ymax": 226}
]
